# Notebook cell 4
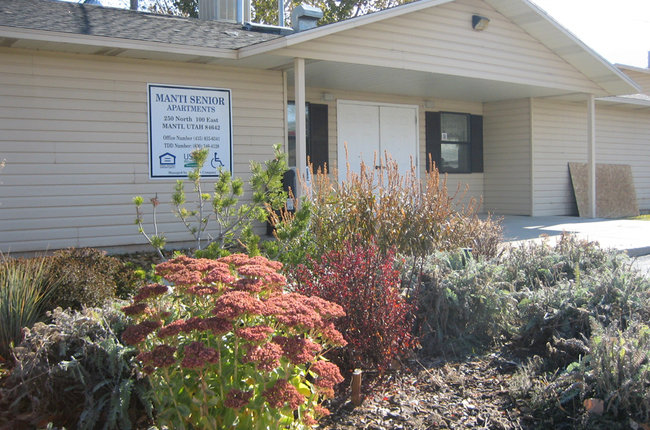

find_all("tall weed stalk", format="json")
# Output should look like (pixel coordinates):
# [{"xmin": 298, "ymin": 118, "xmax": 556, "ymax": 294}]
[{"xmin": 302, "ymin": 154, "xmax": 501, "ymax": 260}]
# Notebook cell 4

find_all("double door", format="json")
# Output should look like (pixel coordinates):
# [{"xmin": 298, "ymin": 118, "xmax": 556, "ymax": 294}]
[{"xmin": 337, "ymin": 101, "xmax": 419, "ymax": 182}]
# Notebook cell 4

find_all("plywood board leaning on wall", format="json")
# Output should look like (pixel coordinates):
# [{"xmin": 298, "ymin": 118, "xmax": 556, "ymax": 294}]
[{"xmin": 569, "ymin": 162, "xmax": 640, "ymax": 218}]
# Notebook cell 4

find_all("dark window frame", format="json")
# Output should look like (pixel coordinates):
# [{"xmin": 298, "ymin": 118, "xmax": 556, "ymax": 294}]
[
  {"xmin": 440, "ymin": 111, "xmax": 472, "ymax": 174},
  {"xmin": 425, "ymin": 111, "xmax": 483, "ymax": 174}
]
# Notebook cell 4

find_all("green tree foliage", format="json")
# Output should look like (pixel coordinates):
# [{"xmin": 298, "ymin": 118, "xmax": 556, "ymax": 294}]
[{"xmin": 157, "ymin": 0, "xmax": 413, "ymax": 25}]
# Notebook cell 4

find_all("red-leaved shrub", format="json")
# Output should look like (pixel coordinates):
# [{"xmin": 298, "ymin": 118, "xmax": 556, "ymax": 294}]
[{"xmin": 294, "ymin": 240, "xmax": 414, "ymax": 373}]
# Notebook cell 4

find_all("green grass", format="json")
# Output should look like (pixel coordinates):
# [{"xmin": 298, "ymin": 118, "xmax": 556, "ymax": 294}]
[{"xmin": 629, "ymin": 214, "xmax": 650, "ymax": 220}]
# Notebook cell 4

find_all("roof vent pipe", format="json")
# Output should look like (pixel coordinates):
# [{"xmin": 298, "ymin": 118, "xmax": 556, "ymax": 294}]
[
  {"xmin": 278, "ymin": 0, "xmax": 285, "ymax": 26},
  {"xmin": 199, "ymin": 0, "xmax": 249, "ymax": 23},
  {"xmin": 291, "ymin": 4, "xmax": 323, "ymax": 32},
  {"xmin": 130, "ymin": 0, "xmax": 138, "ymax": 10}
]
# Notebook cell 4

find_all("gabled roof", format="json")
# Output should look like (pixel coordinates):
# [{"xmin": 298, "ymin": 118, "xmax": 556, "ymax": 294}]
[
  {"xmin": 239, "ymin": 0, "xmax": 639, "ymax": 96},
  {"xmin": 0, "ymin": 0, "xmax": 280, "ymax": 54},
  {"xmin": 0, "ymin": 0, "xmax": 641, "ymax": 97}
]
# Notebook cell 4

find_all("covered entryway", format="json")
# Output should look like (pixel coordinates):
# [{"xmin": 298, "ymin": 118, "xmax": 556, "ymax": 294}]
[{"xmin": 337, "ymin": 100, "xmax": 418, "ymax": 180}]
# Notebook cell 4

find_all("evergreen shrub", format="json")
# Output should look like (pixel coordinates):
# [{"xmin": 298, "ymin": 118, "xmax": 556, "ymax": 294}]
[{"xmin": 45, "ymin": 248, "xmax": 143, "ymax": 310}]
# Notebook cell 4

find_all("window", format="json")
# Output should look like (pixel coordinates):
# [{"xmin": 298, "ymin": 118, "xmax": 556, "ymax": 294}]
[
  {"xmin": 425, "ymin": 111, "xmax": 483, "ymax": 174},
  {"xmin": 287, "ymin": 102, "xmax": 309, "ymax": 168},
  {"xmin": 440, "ymin": 112, "xmax": 471, "ymax": 173},
  {"xmin": 287, "ymin": 101, "xmax": 328, "ymax": 172}
]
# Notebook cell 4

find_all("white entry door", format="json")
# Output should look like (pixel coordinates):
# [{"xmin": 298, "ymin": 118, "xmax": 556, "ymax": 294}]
[{"xmin": 337, "ymin": 101, "xmax": 418, "ymax": 182}]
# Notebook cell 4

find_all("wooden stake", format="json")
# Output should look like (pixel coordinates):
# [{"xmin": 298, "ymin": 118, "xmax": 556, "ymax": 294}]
[{"xmin": 351, "ymin": 369, "xmax": 362, "ymax": 406}]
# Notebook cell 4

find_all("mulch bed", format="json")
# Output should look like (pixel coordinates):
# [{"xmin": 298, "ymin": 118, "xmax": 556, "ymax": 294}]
[
  {"xmin": 320, "ymin": 352, "xmax": 529, "ymax": 430},
  {"xmin": 114, "ymin": 251, "xmax": 532, "ymax": 429}
]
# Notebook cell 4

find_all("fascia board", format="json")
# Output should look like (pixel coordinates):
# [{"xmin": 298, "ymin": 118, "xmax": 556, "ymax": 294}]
[
  {"xmin": 238, "ymin": 0, "xmax": 453, "ymax": 58},
  {"xmin": 615, "ymin": 64, "xmax": 650, "ymax": 75},
  {"xmin": 597, "ymin": 96, "xmax": 650, "ymax": 108},
  {"xmin": 0, "ymin": 26, "xmax": 237, "ymax": 60}
]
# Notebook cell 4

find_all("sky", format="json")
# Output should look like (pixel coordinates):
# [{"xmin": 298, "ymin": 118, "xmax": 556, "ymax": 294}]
[
  {"xmin": 66, "ymin": 0, "xmax": 650, "ymax": 68},
  {"xmin": 531, "ymin": 0, "xmax": 650, "ymax": 68}
]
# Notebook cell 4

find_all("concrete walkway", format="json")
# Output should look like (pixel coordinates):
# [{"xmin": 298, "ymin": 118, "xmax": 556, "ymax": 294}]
[{"xmin": 499, "ymin": 215, "xmax": 650, "ymax": 257}]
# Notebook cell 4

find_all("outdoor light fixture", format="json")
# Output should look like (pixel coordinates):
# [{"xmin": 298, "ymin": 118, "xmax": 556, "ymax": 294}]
[
  {"xmin": 472, "ymin": 14, "xmax": 490, "ymax": 31},
  {"xmin": 321, "ymin": 92, "xmax": 334, "ymax": 101}
]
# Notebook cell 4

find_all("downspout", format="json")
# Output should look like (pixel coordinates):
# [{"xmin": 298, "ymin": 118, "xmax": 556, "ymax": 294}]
[
  {"xmin": 278, "ymin": 0, "xmax": 285, "ymax": 26},
  {"xmin": 587, "ymin": 95, "xmax": 596, "ymax": 218}
]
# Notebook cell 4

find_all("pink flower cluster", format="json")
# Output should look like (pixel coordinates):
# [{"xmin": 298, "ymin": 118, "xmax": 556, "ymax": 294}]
[
  {"xmin": 310, "ymin": 361, "xmax": 344, "ymax": 389},
  {"xmin": 181, "ymin": 341, "xmax": 220, "ymax": 369},
  {"xmin": 137, "ymin": 344, "xmax": 176, "ymax": 369},
  {"xmin": 157, "ymin": 316, "xmax": 231, "ymax": 339},
  {"xmin": 262, "ymin": 379, "xmax": 305, "ymax": 410},
  {"xmin": 122, "ymin": 320, "xmax": 162, "ymax": 345},
  {"xmin": 153, "ymin": 254, "xmax": 286, "ymax": 293},
  {"xmin": 320, "ymin": 321, "xmax": 348, "ymax": 347},
  {"xmin": 156, "ymin": 255, "xmax": 230, "ymax": 286},
  {"xmin": 235, "ymin": 325, "xmax": 274, "ymax": 342},
  {"xmin": 133, "ymin": 284, "xmax": 168, "ymax": 303},
  {"xmin": 243, "ymin": 342, "xmax": 283, "ymax": 371},
  {"xmin": 121, "ymin": 302, "xmax": 148, "ymax": 316},
  {"xmin": 212, "ymin": 291, "xmax": 265, "ymax": 319},
  {"xmin": 224, "ymin": 389, "xmax": 253, "ymax": 409},
  {"xmin": 264, "ymin": 293, "xmax": 325, "ymax": 330},
  {"xmin": 231, "ymin": 278, "xmax": 264, "ymax": 293},
  {"xmin": 273, "ymin": 336, "xmax": 322, "ymax": 365}
]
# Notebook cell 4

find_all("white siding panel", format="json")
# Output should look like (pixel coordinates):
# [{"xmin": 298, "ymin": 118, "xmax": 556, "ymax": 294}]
[
  {"xmin": 531, "ymin": 99, "xmax": 587, "ymax": 216},
  {"xmin": 0, "ymin": 48, "xmax": 285, "ymax": 253},
  {"xmin": 302, "ymin": 87, "xmax": 484, "ymax": 206},
  {"xmin": 483, "ymin": 99, "xmax": 531, "ymax": 215},
  {"xmin": 283, "ymin": 0, "xmax": 601, "ymax": 94},
  {"xmin": 596, "ymin": 104, "xmax": 650, "ymax": 211}
]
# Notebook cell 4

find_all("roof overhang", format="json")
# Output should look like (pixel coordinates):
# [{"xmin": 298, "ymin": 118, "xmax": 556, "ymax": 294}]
[
  {"xmin": 281, "ymin": 61, "xmax": 603, "ymax": 103},
  {"xmin": 0, "ymin": 25, "xmax": 237, "ymax": 63},
  {"xmin": 597, "ymin": 95, "xmax": 650, "ymax": 109},
  {"xmin": 239, "ymin": 0, "xmax": 640, "ymax": 97}
]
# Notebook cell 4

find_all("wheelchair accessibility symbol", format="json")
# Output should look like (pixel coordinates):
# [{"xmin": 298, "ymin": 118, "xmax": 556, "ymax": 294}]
[{"xmin": 210, "ymin": 153, "xmax": 225, "ymax": 169}]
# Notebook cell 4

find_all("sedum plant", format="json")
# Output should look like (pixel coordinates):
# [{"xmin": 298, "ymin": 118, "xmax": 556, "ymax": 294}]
[
  {"xmin": 134, "ymin": 145, "xmax": 288, "ymax": 260},
  {"xmin": 121, "ymin": 254, "xmax": 346, "ymax": 429}
]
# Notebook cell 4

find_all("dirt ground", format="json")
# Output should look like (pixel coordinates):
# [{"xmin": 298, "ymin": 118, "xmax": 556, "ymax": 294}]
[{"xmin": 319, "ymin": 352, "xmax": 529, "ymax": 430}]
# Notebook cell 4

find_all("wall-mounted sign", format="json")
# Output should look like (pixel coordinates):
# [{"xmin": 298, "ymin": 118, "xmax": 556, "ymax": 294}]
[{"xmin": 148, "ymin": 84, "xmax": 233, "ymax": 179}]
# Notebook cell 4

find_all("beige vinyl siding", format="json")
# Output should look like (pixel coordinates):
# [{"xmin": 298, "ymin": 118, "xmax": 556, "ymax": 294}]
[
  {"xmin": 619, "ymin": 68, "xmax": 650, "ymax": 94},
  {"xmin": 302, "ymin": 87, "xmax": 484, "ymax": 206},
  {"xmin": 0, "ymin": 48, "xmax": 285, "ymax": 253},
  {"xmin": 483, "ymin": 98, "xmax": 531, "ymax": 215},
  {"xmin": 595, "ymin": 104, "xmax": 650, "ymax": 211},
  {"xmin": 281, "ymin": 0, "xmax": 602, "ymax": 94},
  {"xmin": 531, "ymin": 98, "xmax": 587, "ymax": 216}
]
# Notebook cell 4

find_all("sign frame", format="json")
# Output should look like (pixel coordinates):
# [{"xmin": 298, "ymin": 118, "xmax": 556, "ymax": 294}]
[{"xmin": 147, "ymin": 83, "xmax": 233, "ymax": 179}]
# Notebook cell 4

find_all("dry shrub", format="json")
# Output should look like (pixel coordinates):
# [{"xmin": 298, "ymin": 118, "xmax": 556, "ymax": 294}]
[{"xmin": 304, "ymin": 155, "xmax": 501, "ymax": 258}]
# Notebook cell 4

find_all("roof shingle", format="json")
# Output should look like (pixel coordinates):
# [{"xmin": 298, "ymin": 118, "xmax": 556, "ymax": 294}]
[{"xmin": 0, "ymin": 0, "xmax": 282, "ymax": 49}]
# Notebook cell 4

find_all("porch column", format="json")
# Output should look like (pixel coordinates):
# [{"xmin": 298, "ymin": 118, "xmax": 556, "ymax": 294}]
[
  {"xmin": 294, "ymin": 57, "xmax": 306, "ymax": 198},
  {"xmin": 587, "ymin": 94, "xmax": 596, "ymax": 218}
]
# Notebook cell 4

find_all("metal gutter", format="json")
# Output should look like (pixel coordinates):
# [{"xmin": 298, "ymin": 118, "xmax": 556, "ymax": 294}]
[{"xmin": 0, "ymin": 26, "xmax": 238, "ymax": 60}]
